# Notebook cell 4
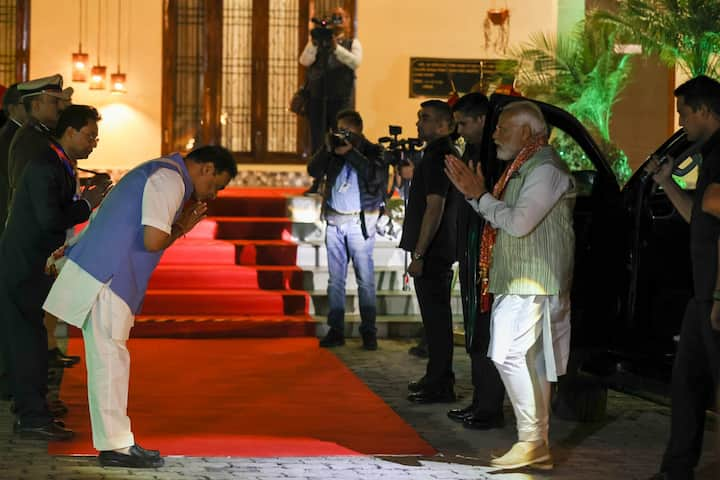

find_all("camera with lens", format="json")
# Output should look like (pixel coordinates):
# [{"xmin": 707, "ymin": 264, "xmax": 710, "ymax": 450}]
[
  {"xmin": 378, "ymin": 125, "xmax": 423, "ymax": 167},
  {"xmin": 310, "ymin": 14, "xmax": 343, "ymax": 48},
  {"xmin": 329, "ymin": 128, "xmax": 356, "ymax": 149}
]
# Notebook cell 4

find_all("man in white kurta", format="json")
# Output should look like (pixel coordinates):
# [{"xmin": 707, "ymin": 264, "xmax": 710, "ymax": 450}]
[
  {"xmin": 445, "ymin": 101, "xmax": 575, "ymax": 470},
  {"xmin": 44, "ymin": 168, "xmax": 184, "ymax": 449},
  {"xmin": 43, "ymin": 147, "xmax": 236, "ymax": 468}
]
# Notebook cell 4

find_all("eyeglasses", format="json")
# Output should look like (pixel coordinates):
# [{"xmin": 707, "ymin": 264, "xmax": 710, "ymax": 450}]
[{"xmin": 78, "ymin": 130, "xmax": 99, "ymax": 143}]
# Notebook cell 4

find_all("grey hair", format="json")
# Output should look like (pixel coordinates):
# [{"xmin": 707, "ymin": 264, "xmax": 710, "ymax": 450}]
[{"xmin": 501, "ymin": 101, "xmax": 548, "ymax": 136}]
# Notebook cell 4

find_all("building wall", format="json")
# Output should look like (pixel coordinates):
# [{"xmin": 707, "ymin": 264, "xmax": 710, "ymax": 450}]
[
  {"xmin": 33, "ymin": 0, "xmax": 660, "ymax": 174},
  {"xmin": 30, "ymin": 0, "xmax": 162, "ymax": 170},
  {"xmin": 356, "ymin": 0, "xmax": 560, "ymax": 143}
]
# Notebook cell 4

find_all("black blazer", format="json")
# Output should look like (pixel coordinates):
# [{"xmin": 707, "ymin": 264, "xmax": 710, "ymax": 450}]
[
  {"xmin": 0, "ymin": 141, "xmax": 90, "ymax": 288},
  {"xmin": 0, "ymin": 120, "xmax": 20, "ymax": 235}
]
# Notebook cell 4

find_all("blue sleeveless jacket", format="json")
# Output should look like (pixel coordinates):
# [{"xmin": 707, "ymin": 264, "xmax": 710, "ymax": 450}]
[{"xmin": 67, "ymin": 154, "xmax": 193, "ymax": 313}]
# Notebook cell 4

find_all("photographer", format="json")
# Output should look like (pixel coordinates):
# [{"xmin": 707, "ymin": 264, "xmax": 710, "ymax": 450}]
[
  {"xmin": 299, "ymin": 7, "xmax": 362, "ymax": 193},
  {"xmin": 308, "ymin": 110, "xmax": 386, "ymax": 351}
]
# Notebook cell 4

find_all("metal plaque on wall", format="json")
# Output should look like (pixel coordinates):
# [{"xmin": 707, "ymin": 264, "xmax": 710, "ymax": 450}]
[{"xmin": 409, "ymin": 57, "xmax": 517, "ymax": 98}]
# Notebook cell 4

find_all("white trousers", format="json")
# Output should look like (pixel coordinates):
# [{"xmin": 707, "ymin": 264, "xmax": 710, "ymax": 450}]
[
  {"xmin": 490, "ymin": 293, "xmax": 571, "ymax": 444},
  {"xmin": 81, "ymin": 284, "xmax": 135, "ymax": 451}
]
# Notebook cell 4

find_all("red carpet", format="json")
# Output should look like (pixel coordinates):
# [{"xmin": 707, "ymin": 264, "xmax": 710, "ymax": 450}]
[
  {"xmin": 49, "ymin": 338, "xmax": 435, "ymax": 457},
  {"xmin": 69, "ymin": 188, "xmax": 313, "ymax": 338}
]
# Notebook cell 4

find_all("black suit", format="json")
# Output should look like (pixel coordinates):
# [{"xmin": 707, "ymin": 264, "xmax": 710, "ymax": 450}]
[
  {"xmin": 0, "ymin": 139, "xmax": 90, "ymax": 427},
  {"xmin": 7, "ymin": 119, "xmax": 54, "ymax": 214},
  {"xmin": 0, "ymin": 118, "xmax": 20, "ymax": 398},
  {"xmin": 0, "ymin": 119, "xmax": 20, "ymax": 235}
]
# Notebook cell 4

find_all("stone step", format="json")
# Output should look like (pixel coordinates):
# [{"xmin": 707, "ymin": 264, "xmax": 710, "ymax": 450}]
[
  {"xmin": 307, "ymin": 289, "xmax": 463, "ymax": 316},
  {"xmin": 313, "ymin": 314, "xmax": 464, "ymax": 339},
  {"xmin": 302, "ymin": 266, "xmax": 411, "ymax": 291},
  {"xmin": 296, "ymin": 240, "xmax": 407, "ymax": 268},
  {"xmin": 301, "ymin": 265, "xmax": 462, "ymax": 292}
]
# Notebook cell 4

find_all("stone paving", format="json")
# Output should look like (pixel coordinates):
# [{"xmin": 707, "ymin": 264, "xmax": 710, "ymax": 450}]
[{"xmin": 0, "ymin": 338, "xmax": 718, "ymax": 480}]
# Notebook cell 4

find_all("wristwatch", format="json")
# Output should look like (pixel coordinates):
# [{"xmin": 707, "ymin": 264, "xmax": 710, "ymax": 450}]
[{"xmin": 411, "ymin": 252, "xmax": 424, "ymax": 261}]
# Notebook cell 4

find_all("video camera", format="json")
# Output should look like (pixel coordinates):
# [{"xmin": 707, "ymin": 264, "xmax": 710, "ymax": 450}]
[
  {"xmin": 378, "ymin": 125, "xmax": 423, "ymax": 167},
  {"xmin": 311, "ymin": 14, "xmax": 342, "ymax": 48}
]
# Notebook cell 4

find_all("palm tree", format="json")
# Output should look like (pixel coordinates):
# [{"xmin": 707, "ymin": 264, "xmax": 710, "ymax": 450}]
[
  {"xmin": 594, "ymin": 0, "xmax": 720, "ymax": 78},
  {"xmin": 512, "ymin": 17, "xmax": 633, "ymax": 182}
]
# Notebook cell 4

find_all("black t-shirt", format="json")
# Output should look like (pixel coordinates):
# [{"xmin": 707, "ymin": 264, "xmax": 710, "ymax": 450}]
[
  {"xmin": 690, "ymin": 128, "xmax": 720, "ymax": 301},
  {"xmin": 399, "ymin": 136, "xmax": 459, "ymax": 264}
]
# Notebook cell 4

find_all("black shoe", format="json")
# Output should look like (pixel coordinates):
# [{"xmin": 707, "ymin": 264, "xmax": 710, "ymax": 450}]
[
  {"xmin": 407, "ymin": 385, "xmax": 457, "ymax": 404},
  {"xmin": 13, "ymin": 420, "xmax": 74, "ymax": 441},
  {"xmin": 408, "ymin": 343, "xmax": 428, "ymax": 358},
  {"xmin": 361, "ymin": 332, "xmax": 377, "ymax": 351},
  {"xmin": 463, "ymin": 412, "xmax": 505, "ymax": 430},
  {"xmin": 99, "ymin": 444, "xmax": 165, "ymax": 468},
  {"xmin": 48, "ymin": 399, "xmax": 68, "ymax": 418},
  {"xmin": 407, "ymin": 376, "xmax": 428, "ymax": 393},
  {"xmin": 319, "ymin": 329, "xmax": 345, "ymax": 348},
  {"xmin": 48, "ymin": 347, "xmax": 80, "ymax": 368},
  {"xmin": 132, "ymin": 444, "xmax": 161, "ymax": 458},
  {"xmin": 447, "ymin": 403, "xmax": 477, "ymax": 422}
]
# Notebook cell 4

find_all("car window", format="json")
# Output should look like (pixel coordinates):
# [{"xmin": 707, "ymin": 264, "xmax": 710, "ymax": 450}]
[
  {"xmin": 548, "ymin": 127, "xmax": 596, "ymax": 197},
  {"xmin": 673, "ymin": 152, "xmax": 698, "ymax": 190}
]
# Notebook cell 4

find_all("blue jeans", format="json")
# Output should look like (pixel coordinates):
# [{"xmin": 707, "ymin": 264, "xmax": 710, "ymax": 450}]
[{"xmin": 325, "ymin": 214, "xmax": 377, "ymax": 335}]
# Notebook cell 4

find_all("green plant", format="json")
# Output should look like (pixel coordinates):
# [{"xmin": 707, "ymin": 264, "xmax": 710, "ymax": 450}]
[
  {"xmin": 594, "ymin": 0, "xmax": 720, "ymax": 79},
  {"xmin": 512, "ymin": 17, "xmax": 633, "ymax": 183}
]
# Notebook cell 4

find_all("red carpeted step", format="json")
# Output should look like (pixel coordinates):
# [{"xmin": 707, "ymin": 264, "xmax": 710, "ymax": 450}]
[
  {"xmin": 207, "ymin": 195, "xmax": 290, "ymax": 218},
  {"xmin": 140, "ymin": 289, "xmax": 309, "ymax": 316},
  {"xmin": 214, "ymin": 217, "xmax": 292, "ymax": 240},
  {"xmin": 159, "ymin": 238, "xmax": 236, "ymax": 265},
  {"xmin": 131, "ymin": 315, "xmax": 315, "ymax": 337},
  {"xmin": 184, "ymin": 218, "xmax": 218, "ymax": 240},
  {"xmin": 149, "ymin": 265, "xmax": 304, "ymax": 290},
  {"xmin": 231, "ymin": 240, "xmax": 298, "ymax": 266}
]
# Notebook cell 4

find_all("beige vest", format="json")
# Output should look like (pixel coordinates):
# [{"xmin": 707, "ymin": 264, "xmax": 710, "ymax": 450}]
[{"xmin": 489, "ymin": 146, "xmax": 575, "ymax": 295}]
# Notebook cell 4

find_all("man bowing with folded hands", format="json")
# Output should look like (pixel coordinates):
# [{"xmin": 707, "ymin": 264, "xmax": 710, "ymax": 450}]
[{"xmin": 44, "ymin": 145, "xmax": 237, "ymax": 468}]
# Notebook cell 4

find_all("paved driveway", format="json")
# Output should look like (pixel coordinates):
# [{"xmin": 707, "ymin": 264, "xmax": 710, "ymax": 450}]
[{"xmin": 0, "ymin": 338, "xmax": 717, "ymax": 479}]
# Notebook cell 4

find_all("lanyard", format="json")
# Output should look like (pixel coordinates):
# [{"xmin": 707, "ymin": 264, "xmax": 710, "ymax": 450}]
[{"xmin": 48, "ymin": 141, "xmax": 76, "ymax": 180}]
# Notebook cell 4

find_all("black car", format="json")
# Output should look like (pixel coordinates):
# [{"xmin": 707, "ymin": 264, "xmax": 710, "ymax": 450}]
[{"xmin": 479, "ymin": 94, "xmax": 699, "ymax": 418}]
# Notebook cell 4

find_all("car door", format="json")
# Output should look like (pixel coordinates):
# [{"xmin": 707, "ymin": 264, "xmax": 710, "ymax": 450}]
[{"xmin": 619, "ymin": 130, "xmax": 697, "ymax": 375}]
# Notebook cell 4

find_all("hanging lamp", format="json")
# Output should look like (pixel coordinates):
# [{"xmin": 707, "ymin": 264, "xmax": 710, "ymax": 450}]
[
  {"xmin": 71, "ymin": 0, "xmax": 89, "ymax": 81},
  {"xmin": 89, "ymin": 0, "xmax": 107, "ymax": 90},
  {"xmin": 111, "ymin": 0, "xmax": 127, "ymax": 93}
]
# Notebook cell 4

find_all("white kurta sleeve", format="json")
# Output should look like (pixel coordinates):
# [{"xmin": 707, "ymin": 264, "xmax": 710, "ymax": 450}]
[
  {"xmin": 468, "ymin": 164, "xmax": 571, "ymax": 237},
  {"xmin": 141, "ymin": 169, "xmax": 185, "ymax": 234}
]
